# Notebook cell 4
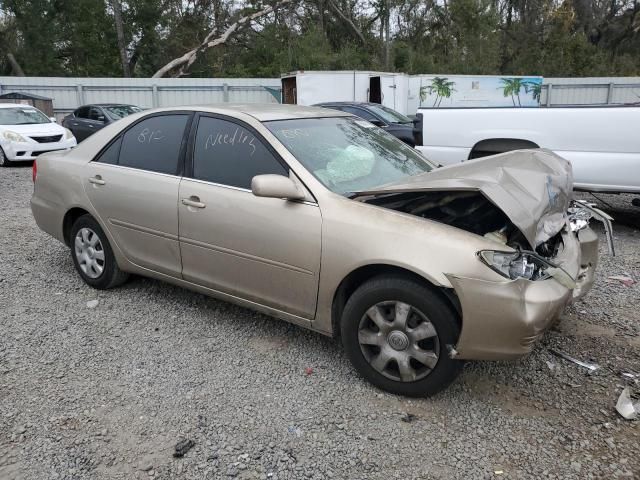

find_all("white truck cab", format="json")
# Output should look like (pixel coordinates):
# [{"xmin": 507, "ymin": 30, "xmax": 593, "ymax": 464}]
[{"xmin": 415, "ymin": 106, "xmax": 640, "ymax": 193}]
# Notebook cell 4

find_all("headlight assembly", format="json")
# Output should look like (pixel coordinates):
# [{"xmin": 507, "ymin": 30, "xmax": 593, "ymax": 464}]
[
  {"xmin": 477, "ymin": 249, "xmax": 575, "ymax": 287},
  {"xmin": 64, "ymin": 128, "xmax": 75, "ymax": 140},
  {"xmin": 2, "ymin": 130, "xmax": 27, "ymax": 142}
]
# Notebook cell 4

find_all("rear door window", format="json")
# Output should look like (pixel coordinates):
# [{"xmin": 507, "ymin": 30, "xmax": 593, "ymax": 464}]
[
  {"xmin": 191, "ymin": 116, "xmax": 287, "ymax": 189},
  {"xmin": 94, "ymin": 137, "xmax": 122, "ymax": 165},
  {"xmin": 75, "ymin": 107, "xmax": 89, "ymax": 119},
  {"xmin": 341, "ymin": 106, "xmax": 378, "ymax": 123},
  {"xmin": 117, "ymin": 114, "xmax": 189, "ymax": 175}
]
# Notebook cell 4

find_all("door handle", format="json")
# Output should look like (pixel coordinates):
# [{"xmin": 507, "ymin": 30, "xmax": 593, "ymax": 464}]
[
  {"xmin": 181, "ymin": 196, "xmax": 206, "ymax": 209},
  {"xmin": 88, "ymin": 124, "xmax": 94, "ymax": 128},
  {"xmin": 88, "ymin": 175, "xmax": 105, "ymax": 185},
  {"xmin": 72, "ymin": 123, "xmax": 78, "ymax": 126}
]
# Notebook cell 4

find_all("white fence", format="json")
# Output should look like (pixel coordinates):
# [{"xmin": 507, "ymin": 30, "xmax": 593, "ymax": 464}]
[
  {"xmin": 542, "ymin": 77, "xmax": 640, "ymax": 106},
  {"xmin": 1, "ymin": 75, "xmax": 639, "ymax": 119},
  {"xmin": 0, "ymin": 77, "xmax": 282, "ymax": 118}
]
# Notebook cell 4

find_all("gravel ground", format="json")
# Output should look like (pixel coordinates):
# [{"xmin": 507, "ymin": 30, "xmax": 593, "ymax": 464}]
[{"xmin": 1, "ymin": 165, "xmax": 639, "ymax": 480}]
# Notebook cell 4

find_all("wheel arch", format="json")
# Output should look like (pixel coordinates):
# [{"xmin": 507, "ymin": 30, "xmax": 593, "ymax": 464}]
[
  {"xmin": 469, "ymin": 138, "xmax": 539, "ymax": 159},
  {"xmin": 62, "ymin": 207, "xmax": 91, "ymax": 246},
  {"xmin": 331, "ymin": 264, "xmax": 461, "ymax": 338}
]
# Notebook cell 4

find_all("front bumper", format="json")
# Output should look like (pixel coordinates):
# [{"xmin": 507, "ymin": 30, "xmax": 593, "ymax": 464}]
[
  {"xmin": 1, "ymin": 137, "xmax": 76, "ymax": 162},
  {"xmin": 448, "ymin": 227, "xmax": 599, "ymax": 360}
]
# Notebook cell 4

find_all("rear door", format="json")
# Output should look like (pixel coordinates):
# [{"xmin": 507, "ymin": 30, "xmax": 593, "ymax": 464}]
[
  {"xmin": 68, "ymin": 107, "xmax": 91, "ymax": 141},
  {"xmin": 178, "ymin": 114, "xmax": 322, "ymax": 318},
  {"xmin": 380, "ymin": 76, "xmax": 397, "ymax": 109},
  {"xmin": 84, "ymin": 112, "xmax": 192, "ymax": 277},
  {"xmin": 85, "ymin": 106, "xmax": 108, "ymax": 136}
]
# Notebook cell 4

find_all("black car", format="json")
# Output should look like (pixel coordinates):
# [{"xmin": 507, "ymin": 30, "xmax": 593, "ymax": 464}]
[
  {"xmin": 62, "ymin": 104, "xmax": 142, "ymax": 142},
  {"xmin": 313, "ymin": 102, "xmax": 422, "ymax": 147}
]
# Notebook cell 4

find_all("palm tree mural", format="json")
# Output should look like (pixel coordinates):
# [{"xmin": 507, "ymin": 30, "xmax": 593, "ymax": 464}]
[
  {"xmin": 499, "ymin": 78, "xmax": 525, "ymax": 106},
  {"xmin": 524, "ymin": 81, "xmax": 542, "ymax": 103},
  {"xmin": 420, "ymin": 77, "xmax": 456, "ymax": 107}
]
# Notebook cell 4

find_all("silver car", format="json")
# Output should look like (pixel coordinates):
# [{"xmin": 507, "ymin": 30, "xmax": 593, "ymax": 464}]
[{"xmin": 31, "ymin": 104, "xmax": 604, "ymax": 396}]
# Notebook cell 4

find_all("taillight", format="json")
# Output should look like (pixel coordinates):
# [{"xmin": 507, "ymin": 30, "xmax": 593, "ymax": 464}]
[{"xmin": 32, "ymin": 160, "xmax": 37, "ymax": 183}]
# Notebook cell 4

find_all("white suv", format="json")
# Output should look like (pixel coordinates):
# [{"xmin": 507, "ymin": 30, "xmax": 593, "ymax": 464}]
[{"xmin": 0, "ymin": 103, "xmax": 76, "ymax": 166}]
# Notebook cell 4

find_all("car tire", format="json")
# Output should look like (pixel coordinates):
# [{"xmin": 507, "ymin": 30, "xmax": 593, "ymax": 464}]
[
  {"xmin": 70, "ymin": 214, "xmax": 129, "ymax": 289},
  {"xmin": 341, "ymin": 275, "xmax": 462, "ymax": 397},
  {"xmin": 0, "ymin": 146, "xmax": 11, "ymax": 167}
]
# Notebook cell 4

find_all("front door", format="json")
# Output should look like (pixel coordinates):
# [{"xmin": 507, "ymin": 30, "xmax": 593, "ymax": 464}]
[
  {"xmin": 84, "ymin": 113, "xmax": 191, "ymax": 277},
  {"xmin": 178, "ymin": 114, "xmax": 322, "ymax": 318}
]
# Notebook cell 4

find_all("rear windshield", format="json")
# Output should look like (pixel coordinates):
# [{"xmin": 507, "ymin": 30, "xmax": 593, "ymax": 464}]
[
  {"xmin": 265, "ymin": 117, "xmax": 433, "ymax": 195},
  {"xmin": 104, "ymin": 105, "xmax": 143, "ymax": 119},
  {"xmin": 367, "ymin": 105, "xmax": 413, "ymax": 124},
  {"xmin": 0, "ymin": 107, "xmax": 50, "ymax": 125}
]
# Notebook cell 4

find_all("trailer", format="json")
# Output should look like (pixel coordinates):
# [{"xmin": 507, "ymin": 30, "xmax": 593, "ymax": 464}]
[{"xmin": 281, "ymin": 71, "xmax": 410, "ymax": 114}]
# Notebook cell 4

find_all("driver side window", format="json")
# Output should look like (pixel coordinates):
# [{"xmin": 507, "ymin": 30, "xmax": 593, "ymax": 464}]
[{"xmin": 192, "ymin": 116, "xmax": 288, "ymax": 190}]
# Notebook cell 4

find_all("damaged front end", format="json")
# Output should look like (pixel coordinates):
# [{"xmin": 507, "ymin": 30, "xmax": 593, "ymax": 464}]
[{"xmin": 352, "ymin": 150, "xmax": 613, "ymax": 360}]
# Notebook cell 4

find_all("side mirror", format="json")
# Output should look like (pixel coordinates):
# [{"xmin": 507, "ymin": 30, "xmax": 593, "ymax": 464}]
[
  {"xmin": 97, "ymin": 115, "xmax": 106, "ymax": 123},
  {"xmin": 369, "ymin": 119, "xmax": 386, "ymax": 128},
  {"xmin": 49, "ymin": 117, "xmax": 57, "ymax": 123},
  {"xmin": 251, "ymin": 174, "xmax": 305, "ymax": 200}
]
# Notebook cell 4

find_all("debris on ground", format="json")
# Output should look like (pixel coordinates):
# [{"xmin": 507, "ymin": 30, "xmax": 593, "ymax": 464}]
[
  {"xmin": 400, "ymin": 413, "xmax": 417, "ymax": 423},
  {"xmin": 287, "ymin": 426, "xmax": 303, "ymax": 437},
  {"xmin": 304, "ymin": 367, "xmax": 313, "ymax": 376},
  {"xmin": 549, "ymin": 348, "xmax": 599, "ymax": 373},
  {"xmin": 607, "ymin": 275, "xmax": 636, "ymax": 287},
  {"xmin": 620, "ymin": 371, "xmax": 638, "ymax": 381},
  {"xmin": 615, "ymin": 387, "xmax": 639, "ymax": 420},
  {"xmin": 173, "ymin": 438, "xmax": 195, "ymax": 458},
  {"xmin": 86, "ymin": 299, "xmax": 99, "ymax": 309}
]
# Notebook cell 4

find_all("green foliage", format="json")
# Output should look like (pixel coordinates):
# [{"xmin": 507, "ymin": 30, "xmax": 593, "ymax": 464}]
[{"xmin": 0, "ymin": 0, "xmax": 639, "ymax": 77}]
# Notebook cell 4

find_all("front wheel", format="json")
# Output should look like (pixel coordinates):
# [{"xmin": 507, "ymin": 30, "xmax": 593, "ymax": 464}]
[
  {"xmin": 70, "ymin": 214, "xmax": 129, "ymax": 289},
  {"xmin": 0, "ymin": 147, "xmax": 11, "ymax": 167},
  {"xmin": 341, "ymin": 275, "xmax": 462, "ymax": 397}
]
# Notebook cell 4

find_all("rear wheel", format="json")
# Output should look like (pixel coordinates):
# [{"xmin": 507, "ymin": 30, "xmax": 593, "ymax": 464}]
[
  {"xmin": 70, "ymin": 214, "xmax": 129, "ymax": 289},
  {"xmin": 0, "ymin": 147, "xmax": 11, "ymax": 167},
  {"xmin": 341, "ymin": 275, "xmax": 462, "ymax": 397}
]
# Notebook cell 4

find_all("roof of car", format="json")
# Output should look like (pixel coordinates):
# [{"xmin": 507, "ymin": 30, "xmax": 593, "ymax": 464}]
[
  {"xmin": 313, "ymin": 102, "xmax": 380, "ymax": 108},
  {"xmin": 215, "ymin": 103, "xmax": 352, "ymax": 121},
  {"xmin": 79, "ymin": 103, "xmax": 135, "ymax": 108},
  {"xmin": 135, "ymin": 104, "xmax": 352, "ymax": 122},
  {"xmin": 0, "ymin": 103, "xmax": 40, "ymax": 109}
]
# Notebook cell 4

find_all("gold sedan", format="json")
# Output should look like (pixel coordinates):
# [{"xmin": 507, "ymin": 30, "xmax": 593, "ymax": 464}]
[{"xmin": 31, "ymin": 104, "xmax": 603, "ymax": 396}]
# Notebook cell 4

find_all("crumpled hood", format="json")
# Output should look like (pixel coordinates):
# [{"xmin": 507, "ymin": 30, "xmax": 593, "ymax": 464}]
[{"xmin": 354, "ymin": 149, "xmax": 573, "ymax": 247}]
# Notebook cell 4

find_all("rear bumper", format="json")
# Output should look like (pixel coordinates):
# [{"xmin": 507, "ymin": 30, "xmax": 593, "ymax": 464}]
[{"xmin": 449, "ymin": 227, "xmax": 598, "ymax": 360}]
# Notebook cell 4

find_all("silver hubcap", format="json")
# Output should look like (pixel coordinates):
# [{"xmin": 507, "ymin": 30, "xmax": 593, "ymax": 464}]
[
  {"xmin": 358, "ymin": 301, "xmax": 440, "ymax": 382},
  {"xmin": 74, "ymin": 228, "xmax": 105, "ymax": 279}
]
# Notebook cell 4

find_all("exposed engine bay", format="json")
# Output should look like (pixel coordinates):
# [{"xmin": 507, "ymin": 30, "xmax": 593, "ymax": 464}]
[
  {"xmin": 361, "ymin": 190, "xmax": 553, "ymax": 251},
  {"xmin": 360, "ymin": 190, "xmax": 613, "ymax": 284}
]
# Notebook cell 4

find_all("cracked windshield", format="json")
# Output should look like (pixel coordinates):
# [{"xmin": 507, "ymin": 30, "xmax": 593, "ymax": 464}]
[{"xmin": 266, "ymin": 117, "xmax": 434, "ymax": 195}]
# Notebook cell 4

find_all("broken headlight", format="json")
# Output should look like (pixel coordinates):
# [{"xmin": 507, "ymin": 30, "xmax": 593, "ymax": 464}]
[
  {"xmin": 477, "ymin": 249, "xmax": 576, "ymax": 287},
  {"xmin": 477, "ymin": 250, "xmax": 540, "ymax": 280}
]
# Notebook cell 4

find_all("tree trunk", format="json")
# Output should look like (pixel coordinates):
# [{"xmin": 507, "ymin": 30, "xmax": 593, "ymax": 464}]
[
  {"xmin": 7, "ymin": 53, "xmax": 25, "ymax": 76},
  {"xmin": 111, "ymin": 0, "xmax": 130, "ymax": 77},
  {"xmin": 384, "ymin": 0, "xmax": 391, "ymax": 69},
  {"xmin": 327, "ymin": 0, "xmax": 365, "ymax": 43},
  {"xmin": 153, "ymin": 0, "xmax": 294, "ymax": 78}
]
